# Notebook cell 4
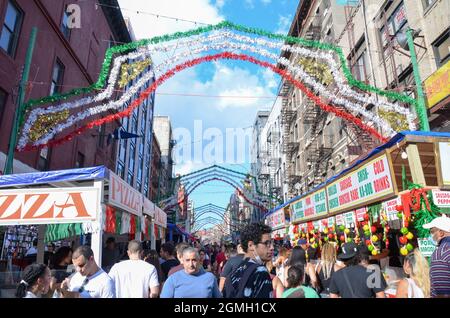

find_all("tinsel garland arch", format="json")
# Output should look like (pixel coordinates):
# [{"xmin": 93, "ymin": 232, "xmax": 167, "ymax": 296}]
[
  {"xmin": 17, "ymin": 23, "xmax": 418, "ymax": 151},
  {"xmin": 20, "ymin": 52, "xmax": 387, "ymax": 151}
]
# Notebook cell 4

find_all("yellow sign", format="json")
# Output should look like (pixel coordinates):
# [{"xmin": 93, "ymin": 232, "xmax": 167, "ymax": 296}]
[{"xmin": 424, "ymin": 60, "xmax": 450, "ymax": 109}]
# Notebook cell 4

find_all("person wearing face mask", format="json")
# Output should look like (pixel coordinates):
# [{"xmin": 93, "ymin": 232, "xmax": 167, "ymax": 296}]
[
  {"xmin": 423, "ymin": 215, "xmax": 450, "ymax": 298},
  {"xmin": 223, "ymin": 222, "xmax": 274, "ymax": 298}
]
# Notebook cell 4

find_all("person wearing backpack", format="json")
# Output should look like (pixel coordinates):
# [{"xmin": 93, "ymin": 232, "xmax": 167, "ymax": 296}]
[{"xmin": 223, "ymin": 222, "xmax": 274, "ymax": 298}]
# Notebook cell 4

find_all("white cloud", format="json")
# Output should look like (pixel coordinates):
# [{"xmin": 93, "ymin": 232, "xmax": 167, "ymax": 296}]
[
  {"xmin": 261, "ymin": 0, "xmax": 272, "ymax": 5},
  {"xmin": 215, "ymin": 0, "xmax": 226, "ymax": 9},
  {"xmin": 174, "ymin": 161, "xmax": 208, "ymax": 175},
  {"xmin": 157, "ymin": 61, "xmax": 276, "ymax": 111},
  {"xmin": 275, "ymin": 14, "xmax": 292, "ymax": 35},
  {"xmin": 117, "ymin": 0, "xmax": 224, "ymax": 40}
]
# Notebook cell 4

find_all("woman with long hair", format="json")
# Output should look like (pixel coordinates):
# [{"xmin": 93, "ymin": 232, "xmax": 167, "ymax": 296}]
[
  {"xmin": 284, "ymin": 246, "xmax": 318, "ymax": 289},
  {"xmin": 396, "ymin": 249, "xmax": 430, "ymax": 298},
  {"xmin": 15, "ymin": 264, "xmax": 51, "ymax": 298},
  {"xmin": 144, "ymin": 249, "xmax": 165, "ymax": 285},
  {"xmin": 316, "ymin": 243, "xmax": 342, "ymax": 297}
]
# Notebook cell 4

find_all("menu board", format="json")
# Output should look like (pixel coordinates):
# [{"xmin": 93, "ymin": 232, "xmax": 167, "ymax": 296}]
[
  {"xmin": 382, "ymin": 197, "xmax": 401, "ymax": 221},
  {"xmin": 326, "ymin": 154, "xmax": 395, "ymax": 214},
  {"xmin": 290, "ymin": 188, "xmax": 328, "ymax": 222},
  {"xmin": 266, "ymin": 208, "xmax": 287, "ymax": 230}
]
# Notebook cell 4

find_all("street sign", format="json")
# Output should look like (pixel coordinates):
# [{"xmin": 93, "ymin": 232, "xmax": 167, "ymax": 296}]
[{"xmin": 417, "ymin": 236, "xmax": 436, "ymax": 257}]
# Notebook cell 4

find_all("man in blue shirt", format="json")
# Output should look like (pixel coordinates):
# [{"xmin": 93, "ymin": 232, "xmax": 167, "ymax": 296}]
[{"xmin": 160, "ymin": 247, "xmax": 222, "ymax": 298}]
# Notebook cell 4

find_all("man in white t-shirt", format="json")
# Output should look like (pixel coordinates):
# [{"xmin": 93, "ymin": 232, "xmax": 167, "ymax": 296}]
[
  {"xmin": 60, "ymin": 245, "xmax": 115, "ymax": 298},
  {"xmin": 109, "ymin": 240, "xmax": 159, "ymax": 298}
]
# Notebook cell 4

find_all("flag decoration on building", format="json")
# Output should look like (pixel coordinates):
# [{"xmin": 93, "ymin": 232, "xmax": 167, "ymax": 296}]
[{"xmin": 17, "ymin": 22, "xmax": 419, "ymax": 152}]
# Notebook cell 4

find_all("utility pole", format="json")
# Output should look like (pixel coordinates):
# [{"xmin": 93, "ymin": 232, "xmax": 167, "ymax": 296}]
[
  {"xmin": 406, "ymin": 28, "xmax": 430, "ymax": 131},
  {"xmin": 4, "ymin": 27, "xmax": 38, "ymax": 175}
]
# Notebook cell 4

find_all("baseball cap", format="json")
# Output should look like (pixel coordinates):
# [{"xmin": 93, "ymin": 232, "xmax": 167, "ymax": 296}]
[
  {"xmin": 338, "ymin": 242, "xmax": 358, "ymax": 260},
  {"xmin": 423, "ymin": 215, "xmax": 450, "ymax": 232},
  {"xmin": 297, "ymin": 239, "xmax": 307, "ymax": 245}
]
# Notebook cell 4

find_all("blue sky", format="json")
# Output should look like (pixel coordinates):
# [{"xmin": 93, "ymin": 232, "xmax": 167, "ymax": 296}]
[{"xmin": 118, "ymin": 0, "xmax": 300, "ymax": 229}]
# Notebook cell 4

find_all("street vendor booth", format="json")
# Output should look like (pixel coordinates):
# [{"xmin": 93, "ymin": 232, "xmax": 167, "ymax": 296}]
[
  {"xmin": 0, "ymin": 166, "xmax": 167, "ymax": 276},
  {"xmin": 265, "ymin": 131, "xmax": 450, "ymax": 296},
  {"xmin": 265, "ymin": 206, "xmax": 290, "ymax": 242}
]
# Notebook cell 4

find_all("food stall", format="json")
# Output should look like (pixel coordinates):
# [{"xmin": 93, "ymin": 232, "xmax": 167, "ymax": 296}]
[
  {"xmin": 264, "ymin": 131, "xmax": 450, "ymax": 296},
  {"xmin": 0, "ymin": 166, "xmax": 167, "ymax": 279}
]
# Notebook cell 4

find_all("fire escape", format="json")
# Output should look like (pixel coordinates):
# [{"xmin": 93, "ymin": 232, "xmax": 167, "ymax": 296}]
[
  {"xmin": 266, "ymin": 128, "xmax": 281, "ymax": 199},
  {"xmin": 279, "ymin": 80, "xmax": 301, "ymax": 196}
]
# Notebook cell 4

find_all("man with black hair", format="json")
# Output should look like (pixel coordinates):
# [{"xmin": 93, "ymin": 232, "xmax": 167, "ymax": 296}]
[
  {"xmin": 160, "ymin": 242, "xmax": 180, "ymax": 279},
  {"xmin": 329, "ymin": 242, "xmax": 386, "ymax": 298},
  {"xmin": 60, "ymin": 245, "xmax": 115, "ymax": 298},
  {"xmin": 223, "ymin": 223, "xmax": 274, "ymax": 298}
]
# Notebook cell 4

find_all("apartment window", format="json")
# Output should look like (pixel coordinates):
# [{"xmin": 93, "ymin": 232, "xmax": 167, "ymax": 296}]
[
  {"xmin": 129, "ymin": 142, "xmax": 136, "ymax": 172},
  {"xmin": 50, "ymin": 59, "xmax": 65, "ymax": 95},
  {"xmin": 116, "ymin": 161, "xmax": 125, "ymax": 179},
  {"xmin": 127, "ymin": 171, "xmax": 134, "ymax": 185},
  {"xmin": 379, "ymin": 2, "xmax": 408, "ymax": 50},
  {"xmin": 432, "ymin": 29, "xmax": 450, "ymax": 67},
  {"xmin": 75, "ymin": 152, "xmax": 85, "ymax": 168},
  {"xmin": 132, "ymin": 115, "xmax": 138, "ymax": 134},
  {"xmin": 0, "ymin": 88, "xmax": 7, "ymax": 124},
  {"xmin": 61, "ymin": 6, "xmax": 71, "ymax": 39},
  {"xmin": 0, "ymin": 1, "xmax": 22, "ymax": 57},
  {"xmin": 422, "ymin": 0, "xmax": 436, "ymax": 11},
  {"xmin": 353, "ymin": 50, "xmax": 368, "ymax": 82}
]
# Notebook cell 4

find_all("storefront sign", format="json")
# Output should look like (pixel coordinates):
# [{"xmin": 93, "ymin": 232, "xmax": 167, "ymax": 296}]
[
  {"xmin": 313, "ymin": 220, "xmax": 320, "ymax": 230},
  {"xmin": 290, "ymin": 188, "xmax": 328, "ymax": 222},
  {"xmin": 432, "ymin": 189, "xmax": 450, "ymax": 207},
  {"xmin": 266, "ymin": 208, "xmax": 286, "ymax": 230},
  {"xmin": 328, "ymin": 217, "xmax": 335, "ymax": 228},
  {"xmin": 0, "ymin": 187, "xmax": 100, "ymax": 225},
  {"xmin": 109, "ymin": 171, "xmax": 142, "ymax": 216},
  {"xmin": 154, "ymin": 206, "xmax": 167, "ymax": 228},
  {"xmin": 437, "ymin": 142, "xmax": 450, "ymax": 188},
  {"xmin": 418, "ymin": 236, "xmax": 436, "ymax": 257},
  {"xmin": 355, "ymin": 207, "xmax": 367, "ymax": 221},
  {"xmin": 383, "ymin": 197, "xmax": 401, "ymax": 221},
  {"xmin": 143, "ymin": 197, "xmax": 155, "ymax": 217},
  {"xmin": 344, "ymin": 211, "xmax": 356, "ymax": 227},
  {"xmin": 326, "ymin": 154, "xmax": 395, "ymax": 214},
  {"xmin": 424, "ymin": 60, "xmax": 450, "ymax": 109},
  {"xmin": 335, "ymin": 214, "xmax": 344, "ymax": 226}
]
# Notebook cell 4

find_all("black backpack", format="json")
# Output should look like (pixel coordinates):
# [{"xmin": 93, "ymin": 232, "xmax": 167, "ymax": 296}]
[{"xmin": 223, "ymin": 261, "xmax": 259, "ymax": 298}]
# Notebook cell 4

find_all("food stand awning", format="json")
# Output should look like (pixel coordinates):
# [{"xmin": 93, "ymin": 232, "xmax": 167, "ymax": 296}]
[{"xmin": 264, "ymin": 131, "xmax": 450, "ymax": 221}]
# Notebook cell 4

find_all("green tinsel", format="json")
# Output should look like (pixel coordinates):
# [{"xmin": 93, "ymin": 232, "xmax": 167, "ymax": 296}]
[
  {"xmin": 22, "ymin": 21, "xmax": 415, "ymax": 115},
  {"xmin": 407, "ymin": 185, "xmax": 440, "ymax": 239},
  {"xmin": 368, "ymin": 203, "xmax": 381, "ymax": 224},
  {"xmin": 115, "ymin": 211, "xmax": 122, "ymax": 235}
]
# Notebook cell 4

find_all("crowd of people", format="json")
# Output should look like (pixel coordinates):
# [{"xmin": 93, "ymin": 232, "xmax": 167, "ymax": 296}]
[{"xmin": 14, "ymin": 215, "xmax": 450, "ymax": 298}]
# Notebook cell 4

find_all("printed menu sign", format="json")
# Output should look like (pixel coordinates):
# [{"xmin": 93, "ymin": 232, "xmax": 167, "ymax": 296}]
[
  {"xmin": 290, "ymin": 188, "xmax": 328, "ymax": 222},
  {"xmin": 326, "ymin": 154, "xmax": 395, "ymax": 214}
]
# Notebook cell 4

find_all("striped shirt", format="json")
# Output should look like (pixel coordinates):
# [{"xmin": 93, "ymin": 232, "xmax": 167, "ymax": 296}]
[{"xmin": 430, "ymin": 236, "xmax": 450, "ymax": 297}]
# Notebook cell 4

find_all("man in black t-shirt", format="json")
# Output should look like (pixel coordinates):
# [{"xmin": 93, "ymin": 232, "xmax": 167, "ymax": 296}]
[
  {"xmin": 223, "ymin": 223, "xmax": 274, "ymax": 298},
  {"xmin": 219, "ymin": 244, "xmax": 245, "ymax": 292},
  {"xmin": 160, "ymin": 242, "xmax": 180, "ymax": 279},
  {"xmin": 329, "ymin": 242, "xmax": 386, "ymax": 298}
]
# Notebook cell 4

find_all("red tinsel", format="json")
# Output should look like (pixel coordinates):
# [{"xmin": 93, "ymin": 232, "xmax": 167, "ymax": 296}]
[
  {"xmin": 400, "ymin": 188, "xmax": 430, "ymax": 219},
  {"xmin": 21, "ymin": 52, "xmax": 387, "ymax": 152},
  {"xmin": 105, "ymin": 205, "xmax": 116, "ymax": 233}
]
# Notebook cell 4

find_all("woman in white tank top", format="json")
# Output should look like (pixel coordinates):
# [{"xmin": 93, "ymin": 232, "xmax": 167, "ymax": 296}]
[{"xmin": 395, "ymin": 249, "xmax": 430, "ymax": 298}]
